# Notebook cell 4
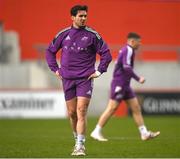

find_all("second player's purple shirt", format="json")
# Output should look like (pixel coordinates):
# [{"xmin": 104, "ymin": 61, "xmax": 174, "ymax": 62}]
[
  {"xmin": 113, "ymin": 44, "xmax": 140, "ymax": 86},
  {"xmin": 46, "ymin": 26, "xmax": 112, "ymax": 79}
]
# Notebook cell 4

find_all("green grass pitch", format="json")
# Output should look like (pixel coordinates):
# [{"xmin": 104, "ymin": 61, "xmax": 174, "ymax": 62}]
[{"xmin": 0, "ymin": 115, "xmax": 180, "ymax": 158}]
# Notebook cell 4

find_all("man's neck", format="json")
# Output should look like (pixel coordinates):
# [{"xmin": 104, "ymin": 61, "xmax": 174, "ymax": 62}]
[
  {"xmin": 72, "ymin": 23, "xmax": 86, "ymax": 29},
  {"xmin": 73, "ymin": 23, "xmax": 79, "ymax": 29}
]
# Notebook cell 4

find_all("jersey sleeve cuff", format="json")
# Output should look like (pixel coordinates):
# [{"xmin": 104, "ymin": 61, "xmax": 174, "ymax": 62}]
[{"xmin": 95, "ymin": 70, "xmax": 101, "ymax": 76}]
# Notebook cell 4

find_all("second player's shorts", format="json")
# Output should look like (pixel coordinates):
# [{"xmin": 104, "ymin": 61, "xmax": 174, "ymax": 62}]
[
  {"xmin": 110, "ymin": 80, "xmax": 136, "ymax": 102},
  {"xmin": 62, "ymin": 78, "xmax": 94, "ymax": 101}
]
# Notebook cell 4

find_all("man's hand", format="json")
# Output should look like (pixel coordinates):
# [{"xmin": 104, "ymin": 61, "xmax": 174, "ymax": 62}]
[
  {"xmin": 139, "ymin": 76, "xmax": 146, "ymax": 84},
  {"xmin": 55, "ymin": 70, "xmax": 62, "ymax": 79},
  {"xmin": 88, "ymin": 71, "xmax": 101, "ymax": 80}
]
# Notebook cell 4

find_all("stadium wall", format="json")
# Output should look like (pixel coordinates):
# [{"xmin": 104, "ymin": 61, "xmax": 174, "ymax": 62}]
[
  {"xmin": 1, "ymin": 0, "xmax": 180, "ymax": 118},
  {"xmin": 0, "ymin": 0, "xmax": 180, "ymax": 61},
  {"xmin": 1, "ymin": 61, "xmax": 180, "ymax": 117}
]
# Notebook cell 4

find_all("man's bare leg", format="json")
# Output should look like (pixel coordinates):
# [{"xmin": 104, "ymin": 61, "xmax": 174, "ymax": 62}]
[
  {"xmin": 126, "ymin": 97, "xmax": 160, "ymax": 140},
  {"xmin": 66, "ymin": 97, "xmax": 78, "ymax": 140},
  {"xmin": 71, "ymin": 97, "xmax": 90, "ymax": 156},
  {"xmin": 91, "ymin": 99, "xmax": 119, "ymax": 141}
]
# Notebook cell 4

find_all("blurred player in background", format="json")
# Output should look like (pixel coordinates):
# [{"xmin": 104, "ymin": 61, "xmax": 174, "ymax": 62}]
[
  {"xmin": 46, "ymin": 5, "xmax": 112, "ymax": 156},
  {"xmin": 91, "ymin": 32, "xmax": 160, "ymax": 142}
]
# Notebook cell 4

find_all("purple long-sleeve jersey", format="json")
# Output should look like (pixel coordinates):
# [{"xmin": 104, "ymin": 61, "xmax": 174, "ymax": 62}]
[
  {"xmin": 46, "ymin": 26, "xmax": 112, "ymax": 79},
  {"xmin": 113, "ymin": 44, "xmax": 140, "ymax": 86}
]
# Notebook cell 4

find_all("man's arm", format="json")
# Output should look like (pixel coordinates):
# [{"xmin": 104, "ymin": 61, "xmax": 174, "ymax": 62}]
[
  {"xmin": 46, "ymin": 28, "xmax": 70, "ymax": 74},
  {"xmin": 46, "ymin": 40, "xmax": 61, "ymax": 73},
  {"xmin": 96, "ymin": 38, "xmax": 112, "ymax": 74},
  {"xmin": 122, "ymin": 47, "xmax": 140, "ymax": 82},
  {"xmin": 123, "ymin": 64, "xmax": 140, "ymax": 81},
  {"xmin": 88, "ymin": 38, "xmax": 111, "ymax": 80}
]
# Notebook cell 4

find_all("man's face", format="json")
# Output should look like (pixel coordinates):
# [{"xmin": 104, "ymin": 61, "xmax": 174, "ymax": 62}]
[
  {"xmin": 132, "ymin": 38, "xmax": 141, "ymax": 49},
  {"xmin": 72, "ymin": 10, "xmax": 87, "ymax": 28}
]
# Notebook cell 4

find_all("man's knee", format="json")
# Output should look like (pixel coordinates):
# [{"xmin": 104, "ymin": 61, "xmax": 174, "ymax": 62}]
[
  {"xmin": 68, "ymin": 110, "xmax": 77, "ymax": 119},
  {"xmin": 77, "ymin": 106, "xmax": 88, "ymax": 121},
  {"xmin": 113, "ymin": 104, "xmax": 119, "ymax": 110},
  {"xmin": 108, "ymin": 100, "xmax": 119, "ymax": 113},
  {"xmin": 77, "ymin": 106, "xmax": 87, "ymax": 115}
]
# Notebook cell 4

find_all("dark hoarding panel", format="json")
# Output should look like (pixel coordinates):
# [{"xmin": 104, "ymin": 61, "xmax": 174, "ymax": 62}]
[{"xmin": 136, "ymin": 92, "xmax": 180, "ymax": 115}]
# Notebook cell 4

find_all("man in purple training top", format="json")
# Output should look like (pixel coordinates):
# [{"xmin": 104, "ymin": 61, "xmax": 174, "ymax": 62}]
[
  {"xmin": 91, "ymin": 32, "xmax": 160, "ymax": 142},
  {"xmin": 46, "ymin": 5, "xmax": 112, "ymax": 156}
]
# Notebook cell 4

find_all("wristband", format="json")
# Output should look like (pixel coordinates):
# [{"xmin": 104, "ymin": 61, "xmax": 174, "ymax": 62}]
[{"xmin": 95, "ymin": 70, "xmax": 101, "ymax": 76}]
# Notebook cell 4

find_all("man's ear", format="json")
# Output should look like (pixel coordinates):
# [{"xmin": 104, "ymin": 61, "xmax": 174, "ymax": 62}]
[{"xmin": 71, "ymin": 16, "xmax": 75, "ymax": 21}]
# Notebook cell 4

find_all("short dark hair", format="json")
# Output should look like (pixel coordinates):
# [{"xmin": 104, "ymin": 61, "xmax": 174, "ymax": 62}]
[
  {"xmin": 127, "ymin": 32, "xmax": 141, "ymax": 39},
  {"xmin": 70, "ymin": 5, "xmax": 88, "ymax": 16}
]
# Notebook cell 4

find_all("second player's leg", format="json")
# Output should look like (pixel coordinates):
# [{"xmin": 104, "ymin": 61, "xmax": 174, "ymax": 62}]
[
  {"xmin": 125, "ymin": 97, "xmax": 160, "ymax": 140},
  {"xmin": 97, "ymin": 99, "xmax": 119, "ymax": 128},
  {"xmin": 91, "ymin": 99, "xmax": 119, "ymax": 141},
  {"xmin": 125, "ymin": 97, "xmax": 144, "ymax": 127}
]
